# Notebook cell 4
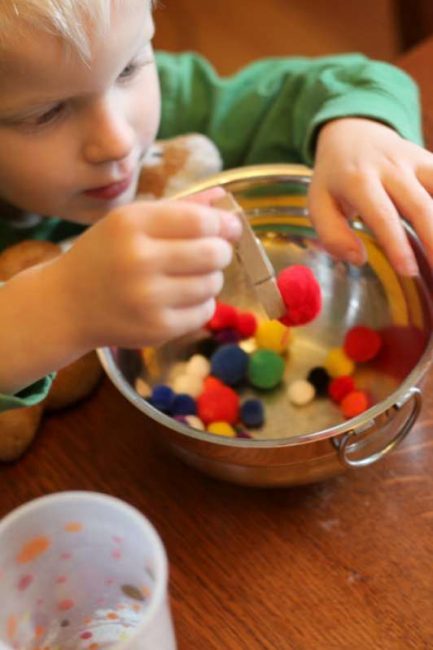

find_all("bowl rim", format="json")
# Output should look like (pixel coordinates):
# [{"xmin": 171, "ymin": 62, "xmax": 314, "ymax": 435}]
[{"xmin": 97, "ymin": 163, "xmax": 433, "ymax": 449}]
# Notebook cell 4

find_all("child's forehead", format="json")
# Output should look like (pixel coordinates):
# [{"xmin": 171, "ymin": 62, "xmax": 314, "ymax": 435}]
[{"xmin": 0, "ymin": 1, "xmax": 153, "ymax": 107}]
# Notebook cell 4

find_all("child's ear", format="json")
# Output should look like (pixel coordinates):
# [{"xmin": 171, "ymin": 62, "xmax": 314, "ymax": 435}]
[{"xmin": 137, "ymin": 133, "xmax": 223, "ymax": 200}]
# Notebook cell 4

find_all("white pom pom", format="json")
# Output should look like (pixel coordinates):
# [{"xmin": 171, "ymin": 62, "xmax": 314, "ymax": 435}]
[
  {"xmin": 287, "ymin": 379, "xmax": 316, "ymax": 406},
  {"xmin": 184, "ymin": 415, "xmax": 205, "ymax": 431},
  {"xmin": 186, "ymin": 354, "xmax": 211, "ymax": 379},
  {"xmin": 172, "ymin": 374, "xmax": 203, "ymax": 398},
  {"xmin": 135, "ymin": 377, "xmax": 151, "ymax": 398}
]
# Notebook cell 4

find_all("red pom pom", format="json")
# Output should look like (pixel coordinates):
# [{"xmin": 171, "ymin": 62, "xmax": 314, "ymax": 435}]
[
  {"xmin": 340, "ymin": 390, "xmax": 369, "ymax": 419},
  {"xmin": 236, "ymin": 311, "xmax": 258, "ymax": 338},
  {"xmin": 203, "ymin": 376, "xmax": 225, "ymax": 391},
  {"xmin": 206, "ymin": 302, "xmax": 238, "ymax": 331},
  {"xmin": 344, "ymin": 326, "xmax": 382, "ymax": 362},
  {"xmin": 276, "ymin": 265, "xmax": 321, "ymax": 326},
  {"xmin": 197, "ymin": 385, "xmax": 240, "ymax": 424},
  {"xmin": 328, "ymin": 375, "xmax": 355, "ymax": 403}
]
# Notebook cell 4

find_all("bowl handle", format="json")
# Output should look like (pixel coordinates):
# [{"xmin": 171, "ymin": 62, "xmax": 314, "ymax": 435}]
[{"xmin": 332, "ymin": 387, "xmax": 422, "ymax": 469}]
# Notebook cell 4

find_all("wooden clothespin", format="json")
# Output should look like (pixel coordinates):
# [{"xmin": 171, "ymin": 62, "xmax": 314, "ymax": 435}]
[{"xmin": 214, "ymin": 193, "xmax": 285, "ymax": 320}]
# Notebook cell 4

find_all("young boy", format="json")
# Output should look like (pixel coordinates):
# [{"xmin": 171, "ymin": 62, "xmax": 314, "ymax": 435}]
[{"xmin": 0, "ymin": 0, "xmax": 432, "ymax": 411}]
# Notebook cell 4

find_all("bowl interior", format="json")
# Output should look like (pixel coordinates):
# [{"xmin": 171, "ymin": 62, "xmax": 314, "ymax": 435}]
[{"xmin": 101, "ymin": 169, "xmax": 433, "ymax": 442}]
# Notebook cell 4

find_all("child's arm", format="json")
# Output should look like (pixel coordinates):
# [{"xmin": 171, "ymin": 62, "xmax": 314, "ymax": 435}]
[
  {"xmin": 156, "ymin": 52, "xmax": 430, "ymax": 275},
  {"xmin": 156, "ymin": 52, "xmax": 421, "ymax": 168},
  {"xmin": 0, "ymin": 196, "xmax": 241, "ymax": 398}
]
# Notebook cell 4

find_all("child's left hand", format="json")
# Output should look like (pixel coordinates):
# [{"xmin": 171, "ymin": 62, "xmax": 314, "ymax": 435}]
[{"xmin": 309, "ymin": 117, "xmax": 433, "ymax": 276}]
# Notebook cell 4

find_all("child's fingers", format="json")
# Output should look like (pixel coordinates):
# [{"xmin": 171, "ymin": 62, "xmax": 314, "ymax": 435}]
[
  {"xmin": 183, "ymin": 187, "xmax": 226, "ymax": 206},
  {"xmin": 385, "ymin": 173, "xmax": 433, "ymax": 267},
  {"xmin": 167, "ymin": 299, "xmax": 217, "ymax": 337},
  {"xmin": 157, "ymin": 272, "xmax": 224, "ymax": 308},
  {"xmin": 346, "ymin": 177, "xmax": 418, "ymax": 276},
  {"xmin": 153, "ymin": 237, "xmax": 233, "ymax": 275},
  {"xmin": 308, "ymin": 184, "xmax": 366, "ymax": 264},
  {"xmin": 135, "ymin": 200, "xmax": 241, "ymax": 242}
]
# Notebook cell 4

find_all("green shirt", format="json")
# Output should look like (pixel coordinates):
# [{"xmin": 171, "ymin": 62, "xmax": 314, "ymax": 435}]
[{"xmin": 0, "ymin": 51, "xmax": 422, "ymax": 411}]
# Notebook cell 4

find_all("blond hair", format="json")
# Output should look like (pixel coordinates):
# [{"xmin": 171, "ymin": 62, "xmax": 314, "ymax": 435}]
[{"xmin": 0, "ymin": 1, "xmax": 146, "ymax": 60}]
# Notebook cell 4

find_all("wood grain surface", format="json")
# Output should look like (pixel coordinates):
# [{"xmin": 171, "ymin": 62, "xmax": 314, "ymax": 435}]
[{"xmin": 1, "ymin": 39, "xmax": 433, "ymax": 650}]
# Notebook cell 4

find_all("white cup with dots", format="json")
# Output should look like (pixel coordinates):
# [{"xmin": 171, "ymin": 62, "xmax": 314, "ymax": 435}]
[{"xmin": 0, "ymin": 492, "xmax": 176, "ymax": 650}]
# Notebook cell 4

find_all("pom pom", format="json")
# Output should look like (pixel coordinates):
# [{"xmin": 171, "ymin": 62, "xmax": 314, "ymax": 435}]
[
  {"xmin": 150, "ymin": 384, "xmax": 175, "ymax": 413},
  {"xmin": 172, "ymin": 374, "xmax": 203, "ymax": 398},
  {"xmin": 240, "ymin": 398, "xmax": 265, "ymax": 428},
  {"xmin": 185, "ymin": 354, "xmax": 211, "ymax": 379},
  {"xmin": 236, "ymin": 311, "xmax": 258, "ymax": 338},
  {"xmin": 328, "ymin": 375, "xmax": 355, "ymax": 403},
  {"xmin": 214, "ymin": 328, "xmax": 242, "ymax": 344},
  {"xmin": 255, "ymin": 319, "xmax": 291, "ymax": 354},
  {"xmin": 324, "ymin": 348, "xmax": 355, "ymax": 378},
  {"xmin": 210, "ymin": 343, "xmax": 249, "ymax": 386},
  {"xmin": 184, "ymin": 415, "xmax": 205, "ymax": 430},
  {"xmin": 287, "ymin": 379, "xmax": 316, "ymax": 406},
  {"xmin": 197, "ymin": 385, "xmax": 240, "ymax": 424},
  {"xmin": 236, "ymin": 428, "xmax": 253, "ymax": 439},
  {"xmin": 248, "ymin": 349, "xmax": 285, "ymax": 389},
  {"xmin": 207, "ymin": 421, "xmax": 237, "ymax": 437},
  {"xmin": 277, "ymin": 265, "xmax": 322, "ymax": 326},
  {"xmin": 195, "ymin": 337, "xmax": 220, "ymax": 358},
  {"xmin": 340, "ymin": 390, "xmax": 369, "ymax": 418},
  {"xmin": 306, "ymin": 366, "xmax": 330, "ymax": 396},
  {"xmin": 176, "ymin": 414, "xmax": 205, "ymax": 431},
  {"xmin": 344, "ymin": 325, "xmax": 382, "ymax": 362},
  {"xmin": 206, "ymin": 302, "xmax": 238, "ymax": 331},
  {"xmin": 203, "ymin": 375, "xmax": 225, "ymax": 391},
  {"xmin": 171, "ymin": 394, "xmax": 197, "ymax": 416},
  {"xmin": 135, "ymin": 377, "xmax": 151, "ymax": 398}
]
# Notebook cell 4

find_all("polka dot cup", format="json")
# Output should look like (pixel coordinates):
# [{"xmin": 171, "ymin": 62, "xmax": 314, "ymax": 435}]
[{"xmin": 0, "ymin": 492, "xmax": 176, "ymax": 650}]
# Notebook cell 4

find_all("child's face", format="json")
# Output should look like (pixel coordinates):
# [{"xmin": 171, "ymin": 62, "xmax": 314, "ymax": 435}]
[{"xmin": 0, "ymin": 0, "xmax": 160, "ymax": 224}]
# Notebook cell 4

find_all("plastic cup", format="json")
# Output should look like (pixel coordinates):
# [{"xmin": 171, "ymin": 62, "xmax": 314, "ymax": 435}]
[{"xmin": 0, "ymin": 492, "xmax": 176, "ymax": 650}]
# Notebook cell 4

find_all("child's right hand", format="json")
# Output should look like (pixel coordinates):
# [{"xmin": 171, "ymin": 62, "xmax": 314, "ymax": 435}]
[{"xmin": 57, "ymin": 196, "xmax": 242, "ymax": 350}]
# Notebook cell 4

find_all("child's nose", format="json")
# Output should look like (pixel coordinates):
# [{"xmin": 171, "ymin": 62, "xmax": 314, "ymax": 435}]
[{"xmin": 83, "ymin": 99, "xmax": 135, "ymax": 164}]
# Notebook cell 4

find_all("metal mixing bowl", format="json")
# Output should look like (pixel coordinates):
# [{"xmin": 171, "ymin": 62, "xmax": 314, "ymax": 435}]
[{"xmin": 98, "ymin": 164, "xmax": 433, "ymax": 486}]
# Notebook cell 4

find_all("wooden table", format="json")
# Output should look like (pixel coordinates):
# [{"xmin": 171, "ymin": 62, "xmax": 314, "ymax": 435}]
[{"xmin": 2, "ymin": 42, "xmax": 433, "ymax": 650}]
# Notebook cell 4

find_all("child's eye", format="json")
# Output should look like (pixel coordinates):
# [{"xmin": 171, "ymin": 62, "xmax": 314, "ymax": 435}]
[
  {"xmin": 119, "ymin": 62, "xmax": 139, "ymax": 80},
  {"xmin": 118, "ymin": 58, "xmax": 153, "ymax": 83},
  {"xmin": 31, "ymin": 103, "xmax": 65, "ymax": 126}
]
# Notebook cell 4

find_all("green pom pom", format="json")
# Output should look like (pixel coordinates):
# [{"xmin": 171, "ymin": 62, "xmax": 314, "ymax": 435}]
[{"xmin": 248, "ymin": 349, "xmax": 285, "ymax": 389}]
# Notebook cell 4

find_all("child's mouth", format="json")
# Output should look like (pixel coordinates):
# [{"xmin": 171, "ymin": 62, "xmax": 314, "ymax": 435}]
[{"xmin": 84, "ymin": 175, "xmax": 133, "ymax": 200}]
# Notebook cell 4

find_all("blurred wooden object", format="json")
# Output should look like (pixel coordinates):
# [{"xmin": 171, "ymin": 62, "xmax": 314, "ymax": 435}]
[
  {"xmin": 154, "ymin": 0, "xmax": 433, "ymax": 74},
  {"xmin": 395, "ymin": 0, "xmax": 433, "ymax": 50},
  {"xmin": 153, "ymin": 0, "xmax": 399, "ymax": 73}
]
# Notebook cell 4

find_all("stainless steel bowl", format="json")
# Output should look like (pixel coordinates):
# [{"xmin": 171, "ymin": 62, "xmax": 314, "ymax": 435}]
[{"xmin": 98, "ymin": 164, "xmax": 433, "ymax": 486}]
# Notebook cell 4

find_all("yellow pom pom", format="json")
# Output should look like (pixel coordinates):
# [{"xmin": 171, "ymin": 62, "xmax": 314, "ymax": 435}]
[
  {"xmin": 207, "ymin": 422, "xmax": 236, "ymax": 437},
  {"xmin": 324, "ymin": 347, "xmax": 355, "ymax": 378},
  {"xmin": 255, "ymin": 320, "xmax": 291, "ymax": 354}
]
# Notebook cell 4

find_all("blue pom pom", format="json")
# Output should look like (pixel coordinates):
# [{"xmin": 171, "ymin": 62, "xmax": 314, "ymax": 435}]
[
  {"xmin": 172, "ymin": 394, "xmax": 197, "ymax": 416},
  {"xmin": 240, "ymin": 398, "xmax": 265, "ymax": 428},
  {"xmin": 151, "ymin": 384, "xmax": 175, "ymax": 413},
  {"xmin": 210, "ymin": 344, "xmax": 249, "ymax": 385}
]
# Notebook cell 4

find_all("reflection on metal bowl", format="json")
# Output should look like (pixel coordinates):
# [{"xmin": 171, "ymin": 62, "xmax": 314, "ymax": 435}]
[{"xmin": 98, "ymin": 164, "xmax": 433, "ymax": 487}]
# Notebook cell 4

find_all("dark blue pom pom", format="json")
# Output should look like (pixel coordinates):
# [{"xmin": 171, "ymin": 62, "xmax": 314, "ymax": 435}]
[
  {"xmin": 171, "ymin": 394, "xmax": 197, "ymax": 416},
  {"xmin": 210, "ymin": 344, "xmax": 249, "ymax": 386},
  {"xmin": 151, "ymin": 384, "xmax": 175, "ymax": 413},
  {"xmin": 240, "ymin": 398, "xmax": 265, "ymax": 428}
]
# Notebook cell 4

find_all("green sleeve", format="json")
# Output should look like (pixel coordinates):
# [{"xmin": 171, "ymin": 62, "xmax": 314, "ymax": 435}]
[
  {"xmin": 156, "ymin": 52, "xmax": 423, "ymax": 168},
  {"xmin": 0, "ymin": 375, "xmax": 54, "ymax": 412}
]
